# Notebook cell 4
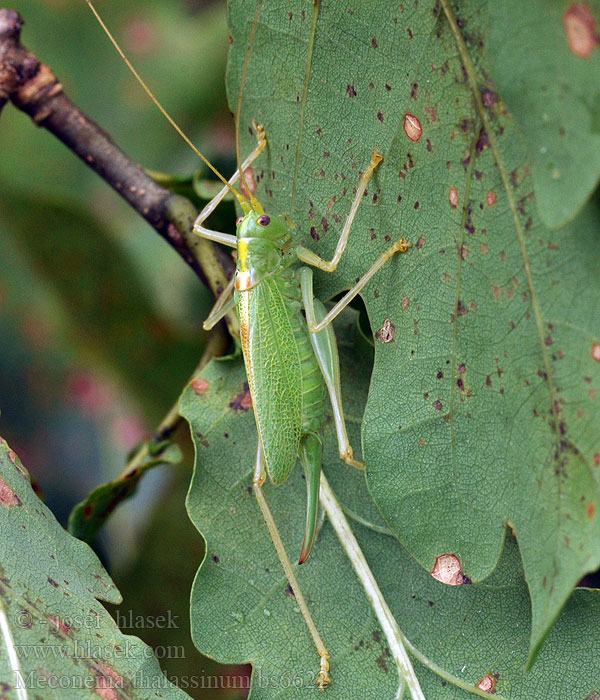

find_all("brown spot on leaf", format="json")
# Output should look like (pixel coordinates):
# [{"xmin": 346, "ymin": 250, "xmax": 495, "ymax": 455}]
[
  {"xmin": 191, "ymin": 378, "xmax": 209, "ymax": 396},
  {"xmin": 404, "ymin": 113, "xmax": 422, "ymax": 142},
  {"xmin": 402, "ymin": 296, "xmax": 410, "ymax": 310},
  {"xmin": 564, "ymin": 4, "xmax": 599, "ymax": 57},
  {"xmin": 477, "ymin": 674, "xmax": 497, "ymax": 693},
  {"xmin": 376, "ymin": 318, "xmax": 396, "ymax": 343},
  {"xmin": 486, "ymin": 190, "xmax": 497, "ymax": 207},
  {"xmin": 424, "ymin": 105, "xmax": 439, "ymax": 121},
  {"xmin": 195, "ymin": 432, "xmax": 210, "ymax": 448},
  {"xmin": 347, "ymin": 84, "xmax": 357, "ymax": 98},
  {"xmin": 592, "ymin": 342, "xmax": 600, "ymax": 362},
  {"xmin": 376, "ymin": 648, "xmax": 391, "ymax": 672},
  {"xmin": 6, "ymin": 448, "xmax": 27, "ymax": 478},
  {"xmin": 230, "ymin": 385, "xmax": 252, "ymax": 411},
  {"xmin": 449, "ymin": 187, "xmax": 459, "ymax": 208},
  {"xmin": 476, "ymin": 128, "xmax": 489, "ymax": 152},
  {"xmin": 0, "ymin": 477, "xmax": 20, "ymax": 507},
  {"xmin": 431, "ymin": 553, "xmax": 469, "ymax": 586},
  {"xmin": 481, "ymin": 90, "xmax": 497, "ymax": 108}
]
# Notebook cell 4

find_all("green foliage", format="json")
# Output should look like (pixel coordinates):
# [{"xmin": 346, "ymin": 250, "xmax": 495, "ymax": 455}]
[
  {"xmin": 69, "ymin": 438, "xmax": 182, "ymax": 543},
  {"xmin": 0, "ymin": 438, "xmax": 193, "ymax": 699},
  {"xmin": 1, "ymin": 191, "xmax": 200, "ymax": 417},
  {"xmin": 1, "ymin": 0, "xmax": 600, "ymax": 698},
  {"xmin": 489, "ymin": 0, "xmax": 600, "ymax": 228},
  {"xmin": 0, "ymin": 2, "xmax": 236, "ymax": 697},
  {"xmin": 182, "ymin": 318, "xmax": 600, "ymax": 697},
  {"xmin": 223, "ymin": 0, "xmax": 600, "ymax": 670}
]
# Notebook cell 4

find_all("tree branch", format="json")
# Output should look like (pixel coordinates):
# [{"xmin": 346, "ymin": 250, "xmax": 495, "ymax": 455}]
[{"xmin": 0, "ymin": 8, "xmax": 233, "ymax": 297}]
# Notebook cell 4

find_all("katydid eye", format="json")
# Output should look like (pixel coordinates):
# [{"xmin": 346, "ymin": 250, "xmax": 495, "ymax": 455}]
[
  {"xmin": 257, "ymin": 215, "xmax": 271, "ymax": 227},
  {"xmin": 236, "ymin": 216, "xmax": 243, "ymax": 226}
]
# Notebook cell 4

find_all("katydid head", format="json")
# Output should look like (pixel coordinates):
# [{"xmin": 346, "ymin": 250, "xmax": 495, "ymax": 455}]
[
  {"xmin": 236, "ymin": 210, "xmax": 288, "ymax": 242},
  {"xmin": 234, "ymin": 210, "xmax": 291, "ymax": 291}
]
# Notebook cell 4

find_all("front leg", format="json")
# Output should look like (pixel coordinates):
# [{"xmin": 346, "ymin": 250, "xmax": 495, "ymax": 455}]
[
  {"xmin": 296, "ymin": 148, "xmax": 382, "ymax": 272},
  {"xmin": 192, "ymin": 124, "xmax": 267, "ymax": 247}
]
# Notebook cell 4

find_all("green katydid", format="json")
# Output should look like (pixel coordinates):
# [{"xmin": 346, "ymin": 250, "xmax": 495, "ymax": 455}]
[{"xmin": 86, "ymin": 0, "xmax": 411, "ymax": 687}]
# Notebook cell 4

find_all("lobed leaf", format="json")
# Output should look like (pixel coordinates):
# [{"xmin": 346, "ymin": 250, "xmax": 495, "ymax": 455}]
[
  {"xmin": 489, "ymin": 0, "xmax": 600, "ymax": 229},
  {"xmin": 183, "ymin": 338, "xmax": 600, "ymax": 698},
  {"xmin": 0, "ymin": 437, "xmax": 193, "ymax": 699},
  {"xmin": 225, "ymin": 0, "xmax": 600, "ymax": 662}
]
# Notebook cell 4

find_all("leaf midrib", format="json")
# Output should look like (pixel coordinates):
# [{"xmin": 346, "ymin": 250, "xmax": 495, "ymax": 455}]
[{"xmin": 290, "ymin": 0, "xmax": 322, "ymax": 212}]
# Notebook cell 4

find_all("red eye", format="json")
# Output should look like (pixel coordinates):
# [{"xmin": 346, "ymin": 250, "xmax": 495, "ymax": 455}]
[
  {"xmin": 236, "ymin": 216, "xmax": 243, "ymax": 227},
  {"xmin": 257, "ymin": 215, "xmax": 271, "ymax": 227}
]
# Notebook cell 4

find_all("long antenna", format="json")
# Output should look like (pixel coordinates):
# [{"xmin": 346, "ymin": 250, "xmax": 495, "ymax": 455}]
[
  {"xmin": 84, "ymin": 0, "xmax": 251, "ymax": 211},
  {"xmin": 235, "ymin": 0, "xmax": 263, "ymax": 202}
]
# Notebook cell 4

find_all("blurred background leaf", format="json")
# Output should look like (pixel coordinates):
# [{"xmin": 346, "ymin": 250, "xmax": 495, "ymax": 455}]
[
  {"xmin": 489, "ymin": 0, "xmax": 600, "ymax": 229},
  {"xmin": 0, "ymin": 437, "xmax": 197, "ymax": 700}
]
